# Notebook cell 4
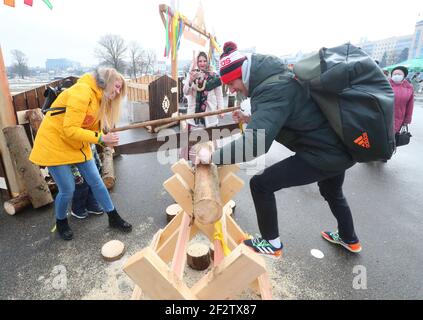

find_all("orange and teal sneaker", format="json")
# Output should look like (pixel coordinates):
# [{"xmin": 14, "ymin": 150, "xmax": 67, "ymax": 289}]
[
  {"xmin": 243, "ymin": 236, "xmax": 283, "ymax": 258},
  {"xmin": 321, "ymin": 231, "xmax": 362, "ymax": 253}
]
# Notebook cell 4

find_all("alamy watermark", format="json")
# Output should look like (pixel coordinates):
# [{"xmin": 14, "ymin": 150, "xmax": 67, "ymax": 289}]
[
  {"xmin": 352, "ymin": 265, "xmax": 367, "ymax": 290},
  {"xmin": 51, "ymin": 265, "xmax": 67, "ymax": 291}
]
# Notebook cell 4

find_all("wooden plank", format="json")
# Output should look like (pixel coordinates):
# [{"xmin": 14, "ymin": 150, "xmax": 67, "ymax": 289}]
[
  {"xmin": 12, "ymin": 93, "xmax": 27, "ymax": 112},
  {"xmin": 220, "ymin": 172, "xmax": 244, "ymax": 207},
  {"xmin": 25, "ymin": 89, "xmax": 38, "ymax": 109},
  {"xmin": 171, "ymin": 212, "xmax": 191, "ymax": 279},
  {"xmin": 191, "ymin": 244, "xmax": 267, "ymax": 300},
  {"xmin": 123, "ymin": 247, "xmax": 196, "ymax": 300},
  {"xmin": 225, "ymin": 212, "xmax": 248, "ymax": 246},
  {"xmin": 131, "ymin": 228, "xmax": 164, "ymax": 300},
  {"xmin": 35, "ymin": 85, "xmax": 46, "ymax": 108},
  {"xmin": 131, "ymin": 286, "xmax": 143, "ymax": 300},
  {"xmin": 183, "ymin": 28, "xmax": 207, "ymax": 47},
  {"xmin": 163, "ymin": 173, "xmax": 193, "ymax": 215},
  {"xmin": 127, "ymin": 83, "xmax": 149, "ymax": 90},
  {"xmin": 257, "ymin": 273, "xmax": 273, "ymax": 300},
  {"xmin": 171, "ymin": 159, "xmax": 194, "ymax": 190},
  {"xmin": 218, "ymin": 165, "xmax": 240, "ymax": 181},
  {"xmin": 157, "ymin": 221, "xmax": 198, "ymax": 264},
  {"xmin": 157, "ymin": 211, "xmax": 183, "ymax": 249},
  {"xmin": 213, "ymin": 239, "xmax": 225, "ymax": 267}
]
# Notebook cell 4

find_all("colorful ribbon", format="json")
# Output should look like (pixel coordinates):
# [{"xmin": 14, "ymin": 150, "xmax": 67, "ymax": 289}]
[{"xmin": 4, "ymin": 0, "xmax": 52, "ymax": 9}]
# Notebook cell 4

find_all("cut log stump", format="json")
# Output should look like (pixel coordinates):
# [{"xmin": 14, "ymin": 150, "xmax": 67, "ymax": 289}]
[
  {"xmin": 187, "ymin": 242, "xmax": 211, "ymax": 271},
  {"xmin": 166, "ymin": 204, "xmax": 182, "ymax": 223},
  {"xmin": 101, "ymin": 240, "xmax": 125, "ymax": 262}
]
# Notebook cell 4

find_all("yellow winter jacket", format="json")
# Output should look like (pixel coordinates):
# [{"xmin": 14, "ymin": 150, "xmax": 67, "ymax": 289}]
[{"xmin": 29, "ymin": 73, "xmax": 104, "ymax": 166}]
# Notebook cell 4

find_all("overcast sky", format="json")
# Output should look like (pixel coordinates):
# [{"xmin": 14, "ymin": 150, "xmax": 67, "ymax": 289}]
[{"xmin": 1, "ymin": 0, "xmax": 422, "ymax": 67}]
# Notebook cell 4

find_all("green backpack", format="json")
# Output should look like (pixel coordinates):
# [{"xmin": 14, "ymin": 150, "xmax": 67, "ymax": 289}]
[{"xmin": 293, "ymin": 43, "xmax": 395, "ymax": 162}]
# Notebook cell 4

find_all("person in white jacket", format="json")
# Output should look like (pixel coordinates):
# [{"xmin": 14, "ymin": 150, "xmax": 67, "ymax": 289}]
[{"xmin": 183, "ymin": 51, "xmax": 224, "ymax": 128}]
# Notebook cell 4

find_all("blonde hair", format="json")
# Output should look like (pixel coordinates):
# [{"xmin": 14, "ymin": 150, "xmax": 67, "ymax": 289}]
[{"xmin": 94, "ymin": 68, "xmax": 127, "ymax": 132}]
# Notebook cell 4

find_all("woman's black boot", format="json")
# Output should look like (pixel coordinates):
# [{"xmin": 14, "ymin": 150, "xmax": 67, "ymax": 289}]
[
  {"xmin": 56, "ymin": 218, "xmax": 73, "ymax": 241},
  {"xmin": 107, "ymin": 209, "xmax": 132, "ymax": 233}
]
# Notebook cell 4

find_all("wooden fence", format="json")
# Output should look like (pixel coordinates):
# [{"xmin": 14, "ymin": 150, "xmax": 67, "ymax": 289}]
[
  {"xmin": 126, "ymin": 75, "xmax": 159, "ymax": 103},
  {"xmin": 11, "ymin": 77, "xmax": 78, "ymax": 145}
]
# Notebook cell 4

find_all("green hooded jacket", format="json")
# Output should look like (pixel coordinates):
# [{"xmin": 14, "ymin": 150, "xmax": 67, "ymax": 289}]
[{"xmin": 212, "ymin": 54, "xmax": 355, "ymax": 173}]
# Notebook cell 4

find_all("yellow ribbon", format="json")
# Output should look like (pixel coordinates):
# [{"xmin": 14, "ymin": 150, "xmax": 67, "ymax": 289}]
[{"xmin": 213, "ymin": 220, "xmax": 231, "ymax": 256}]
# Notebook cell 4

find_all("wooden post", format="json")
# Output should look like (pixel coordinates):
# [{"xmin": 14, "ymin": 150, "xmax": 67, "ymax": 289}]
[
  {"xmin": 0, "ymin": 45, "xmax": 24, "ymax": 197},
  {"xmin": 2, "ymin": 125, "xmax": 53, "ymax": 208}
]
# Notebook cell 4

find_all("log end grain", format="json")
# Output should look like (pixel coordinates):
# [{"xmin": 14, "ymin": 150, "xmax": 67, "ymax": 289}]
[
  {"xmin": 187, "ymin": 242, "xmax": 211, "ymax": 271},
  {"xmin": 101, "ymin": 240, "xmax": 125, "ymax": 262}
]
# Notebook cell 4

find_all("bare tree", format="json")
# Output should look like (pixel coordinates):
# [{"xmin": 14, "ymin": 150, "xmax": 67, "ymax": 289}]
[
  {"xmin": 95, "ymin": 34, "xmax": 127, "ymax": 73},
  {"xmin": 11, "ymin": 50, "xmax": 29, "ymax": 79},
  {"xmin": 142, "ymin": 49, "xmax": 157, "ymax": 74},
  {"xmin": 127, "ymin": 42, "xmax": 145, "ymax": 79}
]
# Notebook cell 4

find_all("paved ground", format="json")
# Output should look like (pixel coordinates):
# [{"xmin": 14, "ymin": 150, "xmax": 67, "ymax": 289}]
[{"xmin": 0, "ymin": 102, "xmax": 422, "ymax": 300}]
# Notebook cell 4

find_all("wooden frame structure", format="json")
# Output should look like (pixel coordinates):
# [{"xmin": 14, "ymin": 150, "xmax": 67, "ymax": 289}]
[
  {"xmin": 159, "ymin": 4, "xmax": 219, "ymax": 81},
  {"xmin": 123, "ymin": 159, "xmax": 273, "ymax": 300}
]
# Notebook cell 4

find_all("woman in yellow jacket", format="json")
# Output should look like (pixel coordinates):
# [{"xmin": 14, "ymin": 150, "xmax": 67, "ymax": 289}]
[{"xmin": 30, "ymin": 68, "xmax": 132, "ymax": 240}]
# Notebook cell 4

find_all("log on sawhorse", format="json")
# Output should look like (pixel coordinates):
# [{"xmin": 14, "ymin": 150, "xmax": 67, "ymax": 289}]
[{"xmin": 123, "ymin": 159, "xmax": 273, "ymax": 300}]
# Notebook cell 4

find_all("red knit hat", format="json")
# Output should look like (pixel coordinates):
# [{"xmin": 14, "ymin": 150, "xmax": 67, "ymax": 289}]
[{"xmin": 219, "ymin": 41, "xmax": 247, "ymax": 84}]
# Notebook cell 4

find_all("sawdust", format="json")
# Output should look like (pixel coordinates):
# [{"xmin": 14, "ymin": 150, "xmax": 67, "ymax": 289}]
[{"xmin": 81, "ymin": 258, "xmax": 133, "ymax": 300}]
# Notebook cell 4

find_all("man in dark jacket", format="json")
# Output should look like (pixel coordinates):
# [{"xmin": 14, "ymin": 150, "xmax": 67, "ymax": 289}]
[{"xmin": 206, "ymin": 42, "xmax": 361, "ymax": 257}]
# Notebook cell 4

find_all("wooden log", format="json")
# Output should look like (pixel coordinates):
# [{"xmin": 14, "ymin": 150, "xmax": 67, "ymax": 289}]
[
  {"xmin": 2, "ymin": 125, "xmax": 53, "ymax": 208},
  {"xmin": 187, "ymin": 242, "xmax": 211, "ymax": 271},
  {"xmin": 25, "ymin": 108, "xmax": 44, "ymax": 137},
  {"xmin": 194, "ymin": 163, "xmax": 222, "ymax": 225},
  {"xmin": 3, "ymin": 181, "xmax": 57, "ymax": 215},
  {"xmin": 101, "ymin": 147, "xmax": 115, "ymax": 189},
  {"xmin": 101, "ymin": 240, "xmax": 125, "ymax": 262},
  {"xmin": 3, "ymin": 192, "xmax": 30, "ymax": 215}
]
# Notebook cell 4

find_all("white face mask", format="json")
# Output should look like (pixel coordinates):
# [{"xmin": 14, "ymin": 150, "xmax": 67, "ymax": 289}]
[{"xmin": 392, "ymin": 74, "xmax": 404, "ymax": 83}]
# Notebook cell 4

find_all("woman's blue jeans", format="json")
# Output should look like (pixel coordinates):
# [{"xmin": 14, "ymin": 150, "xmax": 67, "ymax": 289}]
[{"xmin": 48, "ymin": 159, "xmax": 114, "ymax": 220}]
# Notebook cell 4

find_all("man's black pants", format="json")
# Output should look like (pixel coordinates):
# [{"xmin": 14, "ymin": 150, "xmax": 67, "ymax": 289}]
[{"xmin": 250, "ymin": 155, "xmax": 358, "ymax": 244}]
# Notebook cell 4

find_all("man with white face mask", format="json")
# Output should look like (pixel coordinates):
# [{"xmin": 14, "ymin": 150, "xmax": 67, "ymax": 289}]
[{"xmin": 389, "ymin": 66, "xmax": 414, "ymax": 134}]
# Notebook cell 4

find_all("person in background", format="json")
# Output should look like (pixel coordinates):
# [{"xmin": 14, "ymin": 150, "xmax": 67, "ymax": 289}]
[
  {"xmin": 183, "ymin": 51, "xmax": 225, "ymax": 161},
  {"xmin": 410, "ymin": 72, "xmax": 422, "ymax": 94},
  {"xmin": 29, "ymin": 68, "xmax": 132, "ymax": 241},
  {"xmin": 69, "ymin": 144, "xmax": 104, "ymax": 219},
  {"xmin": 389, "ymin": 66, "xmax": 414, "ymax": 135}
]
